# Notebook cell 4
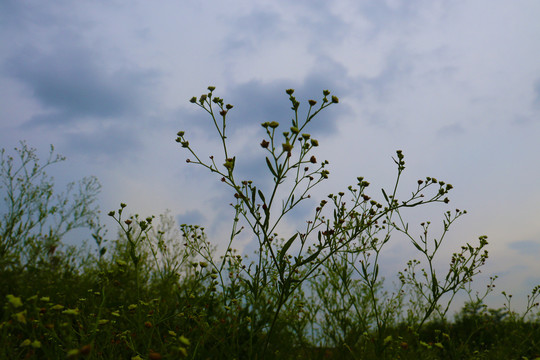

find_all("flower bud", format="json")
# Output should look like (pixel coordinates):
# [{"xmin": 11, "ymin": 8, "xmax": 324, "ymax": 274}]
[
  {"xmin": 207, "ymin": 86, "xmax": 216, "ymax": 91},
  {"xmin": 189, "ymin": 97, "xmax": 197, "ymax": 103},
  {"xmin": 286, "ymin": 89, "xmax": 295, "ymax": 95},
  {"xmin": 282, "ymin": 142, "xmax": 293, "ymax": 152},
  {"xmin": 308, "ymin": 100, "xmax": 317, "ymax": 106}
]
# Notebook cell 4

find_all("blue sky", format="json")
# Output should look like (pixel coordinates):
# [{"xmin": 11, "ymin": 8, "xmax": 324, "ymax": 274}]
[{"xmin": 1, "ymin": 0, "xmax": 539, "ymax": 313}]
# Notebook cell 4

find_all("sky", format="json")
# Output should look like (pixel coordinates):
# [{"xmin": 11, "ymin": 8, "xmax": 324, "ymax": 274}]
[{"xmin": 1, "ymin": 0, "xmax": 539, "ymax": 314}]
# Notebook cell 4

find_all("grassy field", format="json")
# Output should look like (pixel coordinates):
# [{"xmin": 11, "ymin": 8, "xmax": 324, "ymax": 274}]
[{"xmin": 2, "ymin": 88, "xmax": 539, "ymax": 359}]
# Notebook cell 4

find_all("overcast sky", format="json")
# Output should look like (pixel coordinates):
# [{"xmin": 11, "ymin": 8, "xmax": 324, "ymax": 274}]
[{"xmin": 1, "ymin": 0, "xmax": 539, "ymax": 313}]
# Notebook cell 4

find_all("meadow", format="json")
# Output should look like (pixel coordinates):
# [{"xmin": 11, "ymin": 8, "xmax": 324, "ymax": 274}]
[{"xmin": 1, "ymin": 87, "xmax": 539, "ymax": 359}]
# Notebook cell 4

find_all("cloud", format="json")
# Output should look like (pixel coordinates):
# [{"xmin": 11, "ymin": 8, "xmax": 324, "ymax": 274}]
[
  {"xmin": 509, "ymin": 239, "xmax": 540, "ymax": 257},
  {"xmin": 176, "ymin": 209, "xmax": 206, "ymax": 227},
  {"xmin": 534, "ymin": 79, "xmax": 540, "ymax": 108},
  {"xmin": 437, "ymin": 123, "xmax": 465, "ymax": 138},
  {"xmin": 4, "ymin": 44, "xmax": 159, "ymax": 127}
]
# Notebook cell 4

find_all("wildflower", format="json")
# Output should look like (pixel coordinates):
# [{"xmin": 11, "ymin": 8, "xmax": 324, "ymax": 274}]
[
  {"xmin": 179, "ymin": 335, "xmax": 190, "ymax": 346},
  {"xmin": 308, "ymin": 100, "xmax": 317, "ymax": 106},
  {"xmin": 310, "ymin": 139, "xmax": 319, "ymax": 147},
  {"xmin": 149, "ymin": 351, "xmax": 162, "ymax": 359},
  {"xmin": 62, "ymin": 308, "xmax": 80, "ymax": 315},
  {"xmin": 67, "ymin": 349, "xmax": 80, "ymax": 358},
  {"xmin": 31, "ymin": 340, "xmax": 41, "ymax": 348},
  {"xmin": 178, "ymin": 347, "xmax": 188, "ymax": 357},
  {"xmin": 6, "ymin": 294, "xmax": 23, "ymax": 308},
  {"xmin": 282, "ymin": 141, "xmax": 293, "ymax": 153},
  {"xmin": 144, "ymin": 321, "xmax": 153, "ymax": 328},
  {"xmin": 260, "ymin": 139, "xmax": 269, "ymax": 148},
  {"xmin": 51, "ymin": 304, "xmax": 64, "ymax": 311},
  {"xmin": 223, "ymin": 158, "xmax": 235, "ymax": 171},
  {"xmin": 20, "ymin": 339, "xmax": 32, "ymax": 347}
]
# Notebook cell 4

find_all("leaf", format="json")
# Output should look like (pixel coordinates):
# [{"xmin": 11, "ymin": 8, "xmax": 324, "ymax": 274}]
[
  {"xmin": 279, "ymin": 233, "xmax": 298, "ymax": 263},
  {"xmin": 382, "ymin": 188, "xmax": 389, "ymax": 203},
  {"xmin": 258, "ymin": 190, "xmax": 266, "ymax": 203},
  {"xmin": 298, "ymin": 250, "xmax": 320, "ymax": 266},
  {"xmin": 265, "ymin": 157, "xmax": 278, "ymax": 178},
  {"xmin": 411, "ymin": 240, "xmax": 423, "ymax": 252}
]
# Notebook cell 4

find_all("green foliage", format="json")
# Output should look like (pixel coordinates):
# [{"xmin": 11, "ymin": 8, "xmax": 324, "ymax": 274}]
[
  {"xmin": 0, "ymin": 89, "xmax": 539, "ymax": 359},
  {"xmin": 0, "ymin": 141, "xmax": 101, "ymax": 270}
]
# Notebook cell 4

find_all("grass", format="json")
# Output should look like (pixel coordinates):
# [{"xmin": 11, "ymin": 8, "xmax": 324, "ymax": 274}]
[{"xmin": 1, "ymin": 89, "xmax": 539, "ymax": 359}]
